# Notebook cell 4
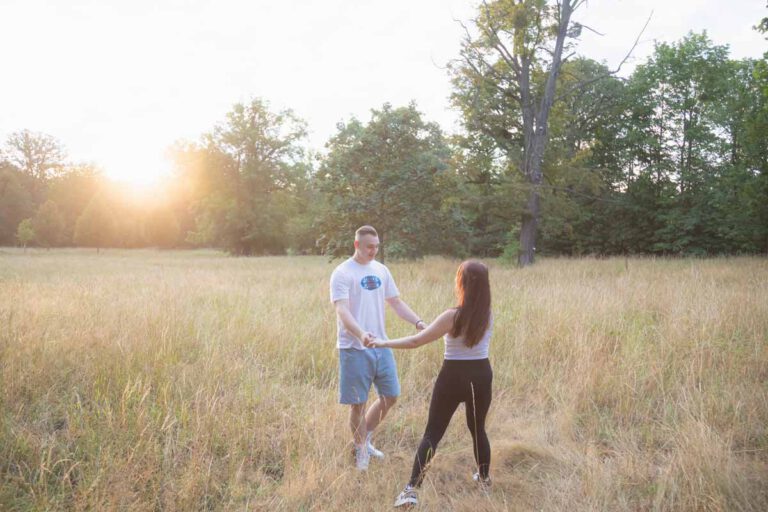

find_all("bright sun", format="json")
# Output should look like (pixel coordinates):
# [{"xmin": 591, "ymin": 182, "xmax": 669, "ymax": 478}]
[{"xmin": 101, "ymin": 150, "xmax": 171, "ymax": 190}]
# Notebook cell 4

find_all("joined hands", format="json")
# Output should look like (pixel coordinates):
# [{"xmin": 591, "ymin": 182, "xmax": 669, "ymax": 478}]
[{"xmin": 363, "ymin": 332, "xmax": 383, "ymax": 348}]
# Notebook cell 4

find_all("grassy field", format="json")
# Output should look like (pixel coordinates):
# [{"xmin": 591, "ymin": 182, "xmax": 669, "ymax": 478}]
[{"xmin": 1, "ymin": 249, "xmax": 767, "ymax": 511}]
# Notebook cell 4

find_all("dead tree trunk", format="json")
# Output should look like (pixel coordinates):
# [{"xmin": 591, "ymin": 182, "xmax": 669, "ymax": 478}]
[{"xmin": 518, "ymin": 0, "xmax": 573, "ymax": 267}]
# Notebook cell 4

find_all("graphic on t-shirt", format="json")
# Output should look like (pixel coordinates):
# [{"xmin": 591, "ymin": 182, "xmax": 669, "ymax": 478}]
[{"xmin": 360, "ymin": 275, "xmax": 382, "ymax": 290}]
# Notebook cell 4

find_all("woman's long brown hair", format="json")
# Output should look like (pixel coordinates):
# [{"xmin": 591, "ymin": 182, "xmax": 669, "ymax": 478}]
[{"xmin": 450, "ymin": 260, "xmax": 491, "ymax": 347}]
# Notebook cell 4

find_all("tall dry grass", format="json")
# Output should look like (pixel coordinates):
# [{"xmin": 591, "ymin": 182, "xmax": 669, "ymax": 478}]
[{"xmin": 1, "ymin": 249, "xmax": 766, "ymax": 511}]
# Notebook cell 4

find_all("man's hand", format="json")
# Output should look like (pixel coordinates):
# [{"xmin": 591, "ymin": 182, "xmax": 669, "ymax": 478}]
[
  {"xmin": 415, "ymin": 320, "xmax": 426, "ymax": 331},
  {"xmin": 362, "ymin": 332, "xmax": 376, "ymax": 347}
]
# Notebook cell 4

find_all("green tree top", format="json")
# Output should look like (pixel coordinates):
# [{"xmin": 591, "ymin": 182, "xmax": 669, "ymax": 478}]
[{"xmin": 317, "ymin": 102, "xmax": 457, "ymax": 260}]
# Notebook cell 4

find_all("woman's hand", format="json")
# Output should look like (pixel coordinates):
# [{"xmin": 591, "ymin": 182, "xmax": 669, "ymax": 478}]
[
  {"xmin": 361, "ymin": 332, "xmax": 376, "ymax": 346},
  {"xmin": 363, "ymin": 334, "xmax": 384, "ymax": 348}
]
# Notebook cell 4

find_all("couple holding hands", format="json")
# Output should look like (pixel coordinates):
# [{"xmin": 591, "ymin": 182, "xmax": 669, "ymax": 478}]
[{"xmin": 330, "ymin": 225, "xmax": 493, "ymax": 507}]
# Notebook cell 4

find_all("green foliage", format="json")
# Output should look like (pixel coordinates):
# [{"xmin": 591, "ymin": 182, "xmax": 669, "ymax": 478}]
[
  {"xmin": 447, "ymin": 20, "xmax": 768, "ymax": 258},
  {"xmin": 450, "ymin": 0, "xmax": 588, "ymax": 265},
  {"xmin": 178, "ymin": 98, "xmax": 310, "ymax": 255},
  {"xmin": 2, "ymin": 130, "xmax": 66, "ymax": 204},
  {"xmin": 15, "ymin": 218, "xmax": 35, "ymax": 248},
  {"xmin": 599, "ymin": 34, "xmax": 768, "ymax": 255},
  {"xmin": 283, "ymin": 177, "xmax": 325, "ymax": 255},
  {"xmin": 755, "ymin": 3, "xmax": 768, "ymax": 37},
  {"xmin": 449, "ymin": 133, "xmax": 523, "ymax": 257},
  {"xmin": 1, "ymin": 22, "xmax": 766, "ymax": 258},
  {"xmin": 458, "ymin": 32, "xmax": 768, "ymax": 257},
  {"xmin": 144, "ymin": 207, "xmax": 181, "ymax": 248},
  {"xmin": 499, "ymin": 232, "xmax": 521, "ymax": 263},
  {"xmin": 47, "ymin": 164, "xmax": 103, "ymax": 244},
  {"xmin": 73, "ymin": 193, "xmax": 118, "ymax": 250},
  {"xmin": 31, "ymin": 200, "xmax": 66, "ymax": 248},
  {"xmin": 317, "ymin": 102, "xmax": 460, "ymax": 260},
  {"xmin": 0, "ymin": 164, "xmax": 34, "ymax": 245}
]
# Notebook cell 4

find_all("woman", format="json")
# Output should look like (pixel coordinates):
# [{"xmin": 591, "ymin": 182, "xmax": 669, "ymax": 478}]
[{"xmin": 367, "ymin": 260, "xmax": 493, "ymax": 507}]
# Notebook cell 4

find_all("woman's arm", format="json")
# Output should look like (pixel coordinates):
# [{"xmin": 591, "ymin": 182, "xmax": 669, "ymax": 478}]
[{"xmin": 368, "ymin": 308, "xmax": 456, "ymax": 349}]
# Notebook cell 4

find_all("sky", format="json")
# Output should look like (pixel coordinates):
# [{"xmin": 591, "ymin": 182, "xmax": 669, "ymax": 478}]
[{"xmin": 1, "ymin": 0, "xmax": 766, "ymax": 186}]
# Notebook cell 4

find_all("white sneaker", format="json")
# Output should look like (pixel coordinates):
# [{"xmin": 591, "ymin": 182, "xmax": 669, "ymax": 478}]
[
  {"xmin": 393, "ymin": 485, "xmax": 418, "ymax": 507},
  {"xmin": 473, "ymin": 472, "xmax": 492, "ymax": 490},
  {"xmin": 366, "ymin": 432, "xmax": 385, "ymax": 459},
  {"xmin": 354, "ymin": 444, "xmax": 370, "ymax": 471}
]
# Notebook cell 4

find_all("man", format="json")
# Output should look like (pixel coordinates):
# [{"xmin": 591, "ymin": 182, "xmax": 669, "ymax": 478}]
[{"xmin": 330, "ymin": 225, "xmax": 425, "ymax": 471}]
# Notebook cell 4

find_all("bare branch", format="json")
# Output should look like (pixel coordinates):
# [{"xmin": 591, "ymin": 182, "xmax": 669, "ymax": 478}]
[
  {"xmin": 552, "ymin": 10, "xmax": 652, "ymax": 103},
  {"xmin": 612, "ymin": 10, "xmax": 653, "ymax": 74},
  {"xmin": 479, "ymin": 1, "xmax": 521, "ymax": 76},
  {"xmin": 578, "ymin": 23, "xmax": 605, "ymax": 36},
  {"xmin": 459, "ymin": 47, "xmax": 522, "ymax": 102},
  {"xmin": 572, "ymin": 0, "xmax": 589, "ymax": 12},
  {"xmin": 456, "ymin": 15, "xmax": 524, "ymax": 102}
]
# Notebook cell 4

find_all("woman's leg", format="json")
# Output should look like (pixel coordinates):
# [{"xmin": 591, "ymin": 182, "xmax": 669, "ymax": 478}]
[
  {"xmin": 408, "ymin": 367, "xmax": 461, "ymax": 487},
  {"xmin": 465, "ymin": 362, "xmax": 493, "ymax": 479}
]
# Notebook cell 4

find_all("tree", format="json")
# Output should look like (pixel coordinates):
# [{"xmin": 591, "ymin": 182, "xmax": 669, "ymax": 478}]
[
  {"xmin": 609, "ymin": 34, "xmax": 768, "ymax": 255},
  {"xmin": 31, "ymin": 200, "xmax": 66, "ymax": 248},
  {"xmin": 451, "ymin": 0, "xmax": 643, "ymax": 265},
  {"xmin": 707, "ymin": 57, "xmax": 768, "ymax": 253},
  {"xmin": 0, "ymin": 163, "xmax": 34, "ymax": 245},
  {"xmin": 73, "ymin": 193, "xmax": 117, "ymax": 252},
  {"xmin": 166, "ymin": 142, "xmax": 210, "ymax": 247},
  {"xmin": 47, "ymin": 164, "xmax": 103, "ymax": 244},
  {"xmin": 16, "ymin": 218, "xmax": 35, "ymax": 250},
  {"xmin": 449, "ymin": 130, "xmax": 525, "ymax": 257},
  {"xmin": 2, "ymin": 130, "xmax": 66, "ymax": 200},
  {"xmin": 520, "ymin": 58, "xmax": 626, "ymax": 256},
  {"xmin": 144, "ymin": 206, "xmax": 181, "ymax": 248},
  {"xmin": 317, "ymin": 102, "xmax": 458, "ymax": 260},
  {"xmin": 282, "ymin": 164, "xmax": 325, "ymax": 255},
  {"xmin": 181, "ymin": 98, "xmax": 310, "ymax": 255},
  {"xmin": 756, "ymin": 2, "xmax": 768, "ymax": 36}
]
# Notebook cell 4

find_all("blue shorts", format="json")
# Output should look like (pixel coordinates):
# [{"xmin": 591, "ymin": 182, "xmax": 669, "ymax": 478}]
[{"xmin": 338, "ymin": 347, "xmax": 401, "ymax": 404}]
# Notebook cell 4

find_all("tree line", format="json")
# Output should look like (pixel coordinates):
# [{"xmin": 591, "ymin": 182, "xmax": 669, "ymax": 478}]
[{"xmin": 2, "ymin": 3, "xmax": 766, "ymax": 261}]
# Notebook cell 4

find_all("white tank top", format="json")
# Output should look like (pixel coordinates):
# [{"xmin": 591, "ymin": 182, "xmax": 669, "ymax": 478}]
[{"xmin": 444, "ymin": 315, "xmax": 492, "ymax": 360}]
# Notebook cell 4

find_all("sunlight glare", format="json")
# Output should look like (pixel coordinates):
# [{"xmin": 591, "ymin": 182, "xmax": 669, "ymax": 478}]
[{"xmin": 102, "ymin": 149, "xmax": 171, "ymax": 189}]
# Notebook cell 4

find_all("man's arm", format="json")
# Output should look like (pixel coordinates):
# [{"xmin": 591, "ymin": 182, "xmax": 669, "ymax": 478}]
[
  {"xmin": 334, "ymin": 299, "xmax": 375, "ymax": 344},
  {"xmin": 386, "ymin": 296, "xmax": 425, "ymax": 330}
]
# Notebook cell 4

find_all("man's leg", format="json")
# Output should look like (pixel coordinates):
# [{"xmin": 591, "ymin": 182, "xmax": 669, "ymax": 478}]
[
  {"xmin": 339, "ymin": 349, "xmax": 373, "ymax": 444},
  {"xmin": 364, "ymin": 348, "xmax": 401, "ymax": 460},
  {"xmin": 367, "ymin": 348, "xmax": 401, "ymax": 439},
  {"xmin": 365, "ymin": 395, "xmax": 397, "ymax": 432},
  {"xmin": 350, "ymin": 402, "xmax": 368, "ymax": 446},
  {"xmin": 350, "ymin": 401, "xmax": 371, "ymax": 470}
]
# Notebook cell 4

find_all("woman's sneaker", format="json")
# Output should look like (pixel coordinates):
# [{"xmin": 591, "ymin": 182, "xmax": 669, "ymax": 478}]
[
  {"xmin": 393, "ymin": 485, "xmax": 418, "ymax": 507},
  {"xmin": 354, "ymin": 444, "xmax": 370, "ymax": 471},
  {"xmin": 473, "ymin": 472, "xmax": 492, "ymax": 490}
]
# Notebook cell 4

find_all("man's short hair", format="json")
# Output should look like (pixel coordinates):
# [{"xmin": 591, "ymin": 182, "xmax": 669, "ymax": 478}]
[{"xmin": 355, "ymin": 225, "xmax": 378, "ymax": 240}]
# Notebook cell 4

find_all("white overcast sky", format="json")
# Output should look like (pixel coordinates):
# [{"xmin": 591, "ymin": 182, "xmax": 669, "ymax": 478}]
[{"xmin": 1, "ymin": 0, "xmax": 766, "ymax": 184}]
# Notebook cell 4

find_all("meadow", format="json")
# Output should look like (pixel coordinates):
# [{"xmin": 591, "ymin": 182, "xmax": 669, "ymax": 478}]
[{"xmin": 1, "ymin": 249, "xmax": 766, "ymax": 511}]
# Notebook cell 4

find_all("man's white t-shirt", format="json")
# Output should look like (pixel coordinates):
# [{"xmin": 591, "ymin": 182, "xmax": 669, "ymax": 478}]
[{"xmin": 330, "ymin": 258, "xmax": 399, "ymax": 350}]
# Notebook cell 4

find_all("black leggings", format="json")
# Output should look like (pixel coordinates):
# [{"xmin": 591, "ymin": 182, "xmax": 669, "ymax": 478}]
[{"xmin": 409, "ymin": 358, "xmax": 493, "ymax": 487}]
